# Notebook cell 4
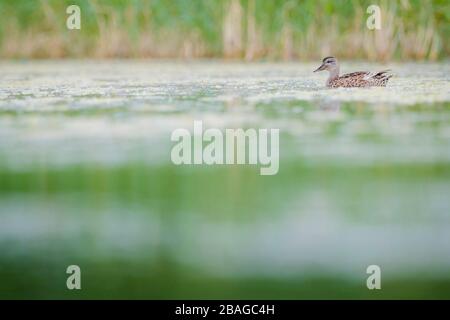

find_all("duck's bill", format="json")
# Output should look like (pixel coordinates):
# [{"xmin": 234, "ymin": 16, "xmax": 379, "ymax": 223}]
[{"xmin": 314, "ymin": 64, "xmax": 326, "ymax": 72}]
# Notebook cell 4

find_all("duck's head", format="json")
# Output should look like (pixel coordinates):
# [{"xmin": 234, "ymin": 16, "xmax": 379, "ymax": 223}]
[{"xmin": 314, "ymin": 56, "xmax": 338, "ymax": 73}]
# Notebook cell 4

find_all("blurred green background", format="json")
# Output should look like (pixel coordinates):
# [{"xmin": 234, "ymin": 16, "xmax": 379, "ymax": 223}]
[{"xmin": 0, "ymin": 0, "xmax": 448, "ymax": 60}]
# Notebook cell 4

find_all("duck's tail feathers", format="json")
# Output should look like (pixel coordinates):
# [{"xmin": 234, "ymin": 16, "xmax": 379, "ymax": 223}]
[
  {"xmin": 375, "ymin": 69, "xmax": 394, "ymax": 81},
  {"xmin": 363, "ymin": 69, "xmax": 393, "ymax": 81}
]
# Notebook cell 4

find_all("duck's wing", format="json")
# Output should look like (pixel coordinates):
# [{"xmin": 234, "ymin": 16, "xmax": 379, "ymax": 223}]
[
  {"xmin": 336, "ymin": 70, "xmax": 393, "ymax": 87},
  {"xmin": 332, "ymin": 72, "xmax": 371, "ymax": 87},
  {"xmin": 339, "ymin": 71, "xmax": 368, "ymax": 79}
]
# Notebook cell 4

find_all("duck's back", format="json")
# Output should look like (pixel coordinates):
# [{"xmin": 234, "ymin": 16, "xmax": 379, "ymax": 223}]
[{"xmin": 328, "ymin": 71, "xmax": 392, "ymax": 88}]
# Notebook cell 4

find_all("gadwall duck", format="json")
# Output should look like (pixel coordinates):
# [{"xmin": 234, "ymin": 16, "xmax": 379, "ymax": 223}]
[{"xmin": 314, "ymin": 56, "xmax": 393, "ymax": 88}]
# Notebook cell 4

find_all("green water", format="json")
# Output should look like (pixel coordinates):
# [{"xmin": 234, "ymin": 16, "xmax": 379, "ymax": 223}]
[{"xmin": 0, "ymin": 61, "xmax": 449, "ymax": 299}]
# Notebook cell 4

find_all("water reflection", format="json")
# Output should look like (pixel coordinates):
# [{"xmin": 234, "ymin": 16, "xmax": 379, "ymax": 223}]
[{"xmin": 318, "ymin": 99, "xmax": 341, "ymax": 112}]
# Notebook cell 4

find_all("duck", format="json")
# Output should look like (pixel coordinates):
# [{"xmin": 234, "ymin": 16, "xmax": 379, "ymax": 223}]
[{"xmin": 314, "ymin": 56, "xmax": 393, "ymax": 88}]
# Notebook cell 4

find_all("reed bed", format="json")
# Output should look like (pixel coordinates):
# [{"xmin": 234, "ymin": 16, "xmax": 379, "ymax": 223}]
[{"xmin": 0, "ymin": 0, "xmax": 448, "ymax": 60}]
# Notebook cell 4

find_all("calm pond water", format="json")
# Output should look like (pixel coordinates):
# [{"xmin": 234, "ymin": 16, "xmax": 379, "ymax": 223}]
[{"xmin": 0, "ymin": 61, "xmax": 449, "ymax": 298}]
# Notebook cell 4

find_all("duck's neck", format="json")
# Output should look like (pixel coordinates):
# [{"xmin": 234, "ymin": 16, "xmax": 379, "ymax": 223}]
[{"xmin": 327, "ymin": 67, "xmax": 340, "ymax": 85}]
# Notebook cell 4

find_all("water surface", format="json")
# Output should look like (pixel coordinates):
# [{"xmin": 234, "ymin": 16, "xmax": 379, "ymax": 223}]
[{"xmin": 0, "ymin": 61, "xmax": 449, "ymax": 298}]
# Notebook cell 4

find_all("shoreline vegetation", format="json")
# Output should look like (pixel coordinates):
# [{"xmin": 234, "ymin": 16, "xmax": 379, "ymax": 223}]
[{"xmin": 0, "ymin": 0, "xmax": 448, "ymax": 61}]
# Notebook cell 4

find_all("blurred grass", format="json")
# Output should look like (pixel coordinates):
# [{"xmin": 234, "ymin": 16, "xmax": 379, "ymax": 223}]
[{"xmin": 0, "ymin": 0, "xmax": 448, "ymax": 60}]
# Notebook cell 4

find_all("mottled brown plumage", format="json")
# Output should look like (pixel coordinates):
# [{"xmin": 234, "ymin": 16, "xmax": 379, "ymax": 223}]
[{"xmin": 314, "ymin": 57, "xmax": 393, "ymax": 88}]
